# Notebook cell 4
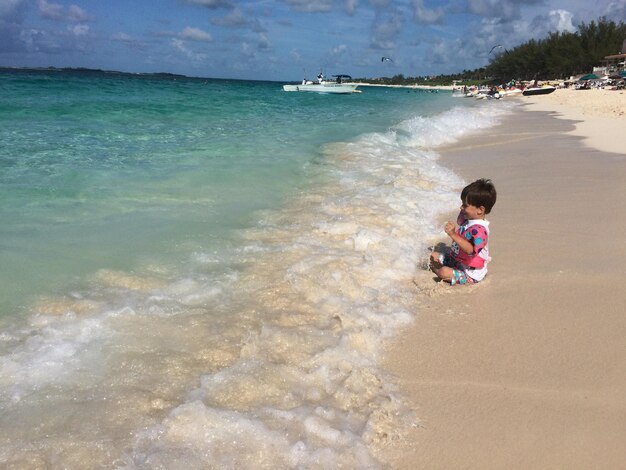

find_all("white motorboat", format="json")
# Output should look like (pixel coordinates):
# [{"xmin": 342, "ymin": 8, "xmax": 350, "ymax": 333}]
[{"xmin": 282, "ymin": 74, "xmax": 359, "ymax": 94}]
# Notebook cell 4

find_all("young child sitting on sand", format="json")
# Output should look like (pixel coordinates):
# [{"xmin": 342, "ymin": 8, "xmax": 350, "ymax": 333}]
[{"xmin": 430, "ymin": 178, "xmax": 496, "ymax": 285}]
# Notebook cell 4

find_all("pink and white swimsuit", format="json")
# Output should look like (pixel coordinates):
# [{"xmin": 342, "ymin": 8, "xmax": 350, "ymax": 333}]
[{"xmin": 449, "ymin": 218, "xmax": 491, "ymax": 282}]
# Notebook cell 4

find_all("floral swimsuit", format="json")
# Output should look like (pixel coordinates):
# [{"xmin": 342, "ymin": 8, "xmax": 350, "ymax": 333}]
[{"xmin": 440, "ymin": 219, "xmax": 490, "ymax": 285}]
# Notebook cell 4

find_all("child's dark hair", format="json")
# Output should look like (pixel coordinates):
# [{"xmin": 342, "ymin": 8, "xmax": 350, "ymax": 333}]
[{"xmin": 461, "ymin": 179, "xmax": 497, "ymax": 214}]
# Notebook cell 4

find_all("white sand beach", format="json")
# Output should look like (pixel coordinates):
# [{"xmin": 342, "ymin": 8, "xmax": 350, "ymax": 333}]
[
  {"xmin": 523, "ymin": 87, "xmax": 626, "ymax": 154},
  {"xmin": 382, "ymin": 88, "xmax": 626, "ymax": 468}
]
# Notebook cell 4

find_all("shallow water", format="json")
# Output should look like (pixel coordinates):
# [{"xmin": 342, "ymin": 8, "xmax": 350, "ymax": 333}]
[{"xmin": 0, "ymin": 70, "xmax": 514, "ymax": 467}]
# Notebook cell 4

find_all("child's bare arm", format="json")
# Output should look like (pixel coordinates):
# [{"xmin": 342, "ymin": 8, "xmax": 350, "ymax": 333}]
[{"xmin": 444, "ymin": 222, "xmax": 474, "ymax": 254}]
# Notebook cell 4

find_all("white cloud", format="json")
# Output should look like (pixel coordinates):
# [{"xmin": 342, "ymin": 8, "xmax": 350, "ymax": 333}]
[
  {"xmin": 0, "ymin": 0, "xmax": 27, "ymax": 53},
  {"xmin": 112, "ymin": 32, "xmax": 133, "ymax": 42},
  {"xmin": 412, "ymin": 0, "xmax": 444, "ymax": 24},
  {"xmin": 37, "ymin": 0, "xmax": 89, "ymax": 22},
  {"xmin": 37, "ymin": 0, "xmax": 63, "ymax": 20},
  {"xmin": 548, "ymin": 9, "xmax": 576, "ymax": 33},
  {"xmin": 467, "ymin": 0, "xmax": 542, "ymax": 21},
  {"xmin": 331, "ymin": 44, "xmax": 348, "ymax": 56},
  {"xmin": 70, "ymin": 24, "xmax": 89, "ymax": 36},
  {"xmin": 249, "ymin": 19, "xmax": 267, "ymax": 33},
  {"xmin": 180, "ymin": 26, "xmax": 213, "ymax": 42},
  {"xmin": 605, "ymin": 0, "xmax": 626, "ymax": 21},
  {"xmin": 211, "ymin": 8, "xmax": 248, "ymax": 27},
  {"xmin": 289, "ymin": 48, "xmax": 302, "ymax": 63},
  {"xmin": 281, "ymin": 0, "xmax": 333, "ymax": 13},
  {"xmin": 18, "ymin": 27, "xmax": 47, "ymax": 50},
  {"xmin": 186, "ymin": 0, "xmax": 231, "ymax": 8},
  {"xmin": 344, "ymin": 0, "xmax": 358, "ymax": 15},
  {"xmin": 16, "ymin": 26, "xmax": 68, "ymax": 53},
  {"xmin": 111, "ymin": 32, "xmax": 147, "ymax": 51},
  {"xmin": 67, "ymin": 5, "xmax": 88, "ymax": 22},
  {"xmin": 473, "ymin": 16, "xmax": 531, "ymax": 54},
  {"xmin": 370, "ymin": 9, "xmax": 404, "ymax": 50},
  {"xmin": 172, "ymin": 38, "xmax": 208, "ymax": 61},
  {"xmin": 257, "ymin": 33, "xmax": 272, "ymax": 50},
  {"xmin": 0, "ymin": 0, "xmax": 27, "ymax": 21},
  {"xmin": 430, "ymin": 39, "xmax": 448, "ymax": 65},
  {"xmin": 240, "ymin": 41, "xmax": 254, "ymax": 58},
  {"xmin": 210, "ymin": 8, "xmax": 267, "ymax": 33}
]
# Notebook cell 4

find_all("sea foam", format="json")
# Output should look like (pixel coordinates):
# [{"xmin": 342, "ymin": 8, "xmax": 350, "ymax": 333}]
[{"xmin": 122, "ymin": 102, "xmax": 514, "ymax": 468}]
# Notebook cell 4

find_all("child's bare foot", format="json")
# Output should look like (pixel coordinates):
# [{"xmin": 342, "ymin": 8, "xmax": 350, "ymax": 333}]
[{"xmin": 429, "ymin": 254, "xmax": 443, "ymax": 271}]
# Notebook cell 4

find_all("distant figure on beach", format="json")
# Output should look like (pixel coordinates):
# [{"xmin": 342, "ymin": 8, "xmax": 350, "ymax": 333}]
[{"xmin": 429, "ymin": 179, "xmax": 497, "ymax": 285}]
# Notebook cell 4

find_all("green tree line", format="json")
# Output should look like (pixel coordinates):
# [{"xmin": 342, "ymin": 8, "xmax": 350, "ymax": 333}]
[
  {"xmin": 487, "ymin": 17, "xmax": 625, "ymax": 82},
  {"xmin": 358, "ymin": 17, "xmax": 625, "ymax": 86}
]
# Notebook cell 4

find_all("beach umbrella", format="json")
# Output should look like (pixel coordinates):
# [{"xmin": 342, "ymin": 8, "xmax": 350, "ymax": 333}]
[{"xmin": 578, "ymin": 73, "xmax": 599, "ymax": 80}]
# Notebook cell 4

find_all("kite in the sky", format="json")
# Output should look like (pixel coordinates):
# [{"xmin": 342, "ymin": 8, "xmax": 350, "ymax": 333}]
[
  {"xmin": 488, "ymin": 44, "xmax": 503, "ymax": 55},
  {"xmin": 381, "ymin": 57, "xmax": 393, "ymax": 62}
]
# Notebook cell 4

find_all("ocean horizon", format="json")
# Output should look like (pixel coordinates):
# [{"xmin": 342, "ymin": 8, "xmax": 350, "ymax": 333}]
[{"xmin": 0, "ymin": 69, "xmax": 515, "ymax": 467}]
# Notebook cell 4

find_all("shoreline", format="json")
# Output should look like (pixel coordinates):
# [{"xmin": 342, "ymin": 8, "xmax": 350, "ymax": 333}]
[
  {"xmin": 355, "ymin": 82, "xmax": 455, "ymax": 91},
  {"xmin": 381, "ymin": 99, "xmax": 626, "ymax": 467}
]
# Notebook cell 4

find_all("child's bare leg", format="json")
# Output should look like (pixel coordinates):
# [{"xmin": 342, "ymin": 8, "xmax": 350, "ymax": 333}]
[{"xmin": 432, "ymin": 265, "xmax": 454, "ymax": 283}]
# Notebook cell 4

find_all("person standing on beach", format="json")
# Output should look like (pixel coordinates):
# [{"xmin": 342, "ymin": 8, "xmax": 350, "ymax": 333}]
[{"xmin": 429, "ymin": 179, "xmax": 497, "ymax": 285}]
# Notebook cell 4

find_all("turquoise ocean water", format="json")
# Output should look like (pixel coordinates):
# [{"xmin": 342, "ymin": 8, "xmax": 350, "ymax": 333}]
[{"xmin": 0, "ymin": 70, "xmax": 514, "ymax": 467}]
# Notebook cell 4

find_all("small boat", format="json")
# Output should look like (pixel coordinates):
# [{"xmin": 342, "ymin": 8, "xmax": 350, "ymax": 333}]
[
  {"xmin": 522, "ymin": 86, "xmax": 556, "ymax": 96},
  {"xmin": 499, "ymin": 88, "xmax": 523, "ymax": 97},
  {"xmin": 282, "ymin": 73, "xmax": 359, "ymax": 94},
  {"xmin": 473, "ymin": 87, "xmax": 503, "ymax": 99}
]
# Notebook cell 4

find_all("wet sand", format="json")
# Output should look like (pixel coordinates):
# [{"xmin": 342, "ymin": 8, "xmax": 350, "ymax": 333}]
[{"xmin": 382, "ymin": 104, "xmax": 626, "ymax": 468}]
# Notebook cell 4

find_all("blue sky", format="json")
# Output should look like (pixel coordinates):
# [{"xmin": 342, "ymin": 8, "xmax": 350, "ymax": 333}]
[{"xmin": 1, "ymin": 0, "xmax": 624, "ymax": 81}]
